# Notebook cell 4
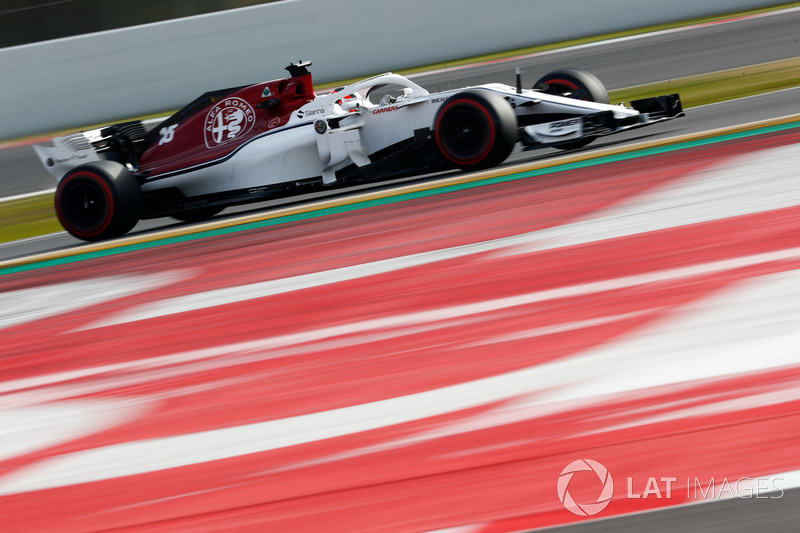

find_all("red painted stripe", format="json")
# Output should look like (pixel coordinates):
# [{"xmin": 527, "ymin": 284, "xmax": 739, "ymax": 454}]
[{"xmin": 2, "ymin": 128, "xmax": 800, "ymax": 532}]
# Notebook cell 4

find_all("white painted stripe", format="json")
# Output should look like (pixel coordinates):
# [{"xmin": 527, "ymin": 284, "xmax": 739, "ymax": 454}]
[
  {"xmin": 5, "ymin": 245, "xmax": 800, "ymax": 399},
  {"xmin": 464, "ymin": 310, "xmax": 656, "ymax": 347},
  {"xmin": 0, "ymin": 270, "xmax": 189, "ymax": 329},
  {"xmin": 1, "ymin": 268, "xmax": 800, "ymax": 495},
  {"xmin": 594, "ymin": 387, "xmax": 800, "ymax": 435},
  {"xmin": 0, "ymin": 318, "xmax": 481, "ymax": 406},
  {"xmin": 403, "ymin": 268, "xmax": 800, "ymax": 443},
  {"xmin": 0, "ymin": 400, "xmax": 150, "ymax": 463},
  {"xmin": 0, "ymin": 231, "xmax": 66, "ymax": 247},
  {"xmin": 89, "ymin": 244, "xmax": 800, "ymax": 333},
  {"xmin": 423, "ymin": 526, "xmax": 486, "ymax": 533},
  {"xmin": 80, "ymin": 234, "xmax": 541, "ymax": 330},
  {"xmin": 707, "ymin": 471, "xmax": 800, "ymax": 501},
  {"xmin": 0, "ymin": 189, "xmax": 55, "ymax": 203},
  {"xmin": 496, "ymin": 142, "xmax": 800, "ymax": 256},
  {"xmin": 696, "ymin": 85, "xmax": 800, "ymax": 107}
]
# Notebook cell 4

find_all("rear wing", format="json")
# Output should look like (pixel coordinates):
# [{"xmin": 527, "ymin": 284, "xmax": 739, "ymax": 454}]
[
  {"xmin": 33, "ymin": 132, "xmax": 101, "ymax": 182},
  {"xmin": 33, "ymin": 119, "xmax": 162, "ymax": 182}
]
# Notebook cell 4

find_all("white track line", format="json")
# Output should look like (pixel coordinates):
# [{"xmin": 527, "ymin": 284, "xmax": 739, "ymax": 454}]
[{"xmin": 2, "ymin": 267, "xmax": 800, "ymax": 495}]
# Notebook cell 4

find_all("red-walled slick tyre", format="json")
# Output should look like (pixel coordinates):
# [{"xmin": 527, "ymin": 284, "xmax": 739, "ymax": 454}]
[
  {"xmin": 533, "ymin": 68, "xmax": 610, "ymax": 104},
  {"xmin": 532, "ymin": 68, "xmax": 609, "ymax": 150},
  {"xmin": 55, "ymin": 161, "xmax": 142, "ymax": 241},
  {"xmin": 434, "ymin": 90, "xmax": 517, "ymax": 171}
]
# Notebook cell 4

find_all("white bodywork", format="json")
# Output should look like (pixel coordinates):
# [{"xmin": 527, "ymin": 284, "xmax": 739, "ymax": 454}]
[
  {"xmin": 35, "ymin": 72, "xmax": 656, "ymax": 197},
  {"xmin": 171, "ymin": 74, "xmax": 640, "ymax": 194}
]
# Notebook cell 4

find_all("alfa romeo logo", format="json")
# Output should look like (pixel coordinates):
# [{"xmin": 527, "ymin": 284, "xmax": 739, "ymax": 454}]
[
  {"xmin": 204, "ymin": 97, "xmax": 255, "ymax": 148},
  {"xmin": 557, "ymin": 459, "xmax": 614, "ymax": 516}
]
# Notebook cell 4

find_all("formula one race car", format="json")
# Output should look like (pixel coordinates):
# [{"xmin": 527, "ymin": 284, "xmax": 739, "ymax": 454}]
[{"xmin": 34, "ymin": 61, "xmax": 683, "ymax": 241}]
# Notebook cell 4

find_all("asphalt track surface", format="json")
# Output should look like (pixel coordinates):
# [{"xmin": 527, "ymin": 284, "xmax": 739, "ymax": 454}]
[
  {"xmin": 546, "ymin": 488, "xmax": 800, "ymax": 533},
  {"xmin": 414, "ymin": 6, "xmax": 800, "ymax": 91},
  {"xmin": 2, "ymin": 7, "xmax": 800, "ymax": 533}
]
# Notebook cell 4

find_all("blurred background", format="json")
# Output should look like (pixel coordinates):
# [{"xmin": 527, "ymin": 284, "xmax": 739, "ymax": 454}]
[{"xmin": 0, "ymin": 0, "xmax": 276, "ymax": 47}]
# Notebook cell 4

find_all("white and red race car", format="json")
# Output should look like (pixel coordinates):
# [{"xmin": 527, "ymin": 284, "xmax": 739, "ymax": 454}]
[{"xmin": 34, "ymin": 61, "xmax": 683, "ymax": 241}]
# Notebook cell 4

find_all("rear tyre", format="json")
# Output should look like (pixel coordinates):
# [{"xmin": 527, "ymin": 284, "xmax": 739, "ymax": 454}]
[
  {"xmin": 171, "ymin": 206, "xmax": 224, "ymax": 223},
  {"xmin": 55, "ymin": 161, "xmax": 141, "ymax": 241},
  {"xmin": 434, "ymin": 90, "xmax": 517, "ymax": 171},
  {"xmin": 532, "ymin": 68, "xmax": 609, "ymax": 150}
]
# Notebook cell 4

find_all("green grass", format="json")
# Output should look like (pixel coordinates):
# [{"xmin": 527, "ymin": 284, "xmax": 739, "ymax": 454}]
[
  {"xmin": 0, "ymin": 194, "xmax": 62, "ymax": 243},
  {"xmin": 609, "ymin": 57, "xmax": 800, "ymax": 107},
  {"xmin": 2, "ymin": 3, "xmax": 799, "ymax": 245}
]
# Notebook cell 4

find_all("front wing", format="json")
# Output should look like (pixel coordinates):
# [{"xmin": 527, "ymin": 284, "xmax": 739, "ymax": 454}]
[{"xmin": 522, "ymin": 93, "xmax": 684, "ymax": 147}]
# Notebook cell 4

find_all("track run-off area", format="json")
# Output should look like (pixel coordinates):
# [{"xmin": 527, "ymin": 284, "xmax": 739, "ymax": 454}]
[{"xmin": 2, "ymin": 116, "xmax": 800, "ymax": 532}]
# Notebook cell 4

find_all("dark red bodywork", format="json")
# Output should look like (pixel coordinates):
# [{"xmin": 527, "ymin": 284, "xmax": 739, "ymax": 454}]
[{"xmin": 137, "ymin": 71, "xmax": 315, "ymax": 177}]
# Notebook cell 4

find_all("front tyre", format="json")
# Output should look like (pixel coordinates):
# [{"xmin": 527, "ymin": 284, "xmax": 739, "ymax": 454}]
[
  {"xmin": 533, "ymin": 68, "xmax": 609, "ymax": 104},
  {"xmin": 55, "ymin": 161, "xmax": 141, "ymax": 241},
  {"xmin": 434, "ymin": 90, "xmax": 517, "ymax": 171},
  {"xmin": 532, "ymin": 68, "xmax": 610, "ymax": 150}
]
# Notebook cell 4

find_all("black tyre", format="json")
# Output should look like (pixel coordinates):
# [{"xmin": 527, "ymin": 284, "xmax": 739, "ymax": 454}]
[
  {"xmin": 434, "ymin": 90, "xmax": 517, "ymax": 171},
  {"xmin": 171, "ymin": 206, "xmax": 224, "ymax": 223},
  {"xmin": 533, "ymin": 68, "xmax": 609, "ymax": 104},
  {"xmin": 532, "ymin": 68, "xmax": 609, "ymax": 150},
  {"xmin": 55, "ymin": 161, "xmax": 141, "ymax": 241}
]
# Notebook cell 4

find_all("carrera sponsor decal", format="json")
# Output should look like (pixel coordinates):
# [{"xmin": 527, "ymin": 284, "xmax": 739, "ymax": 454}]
[
  {"xmin": 204, "ymin": 97, "xmax": 256, "ymax": 148},
  {"xmin": 372, "ymin": 105, "xmax": 399, "ymax": 115},
  {"xmin": 267, "ymin": 117, "xmax": 281, "ymax": 129}
]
